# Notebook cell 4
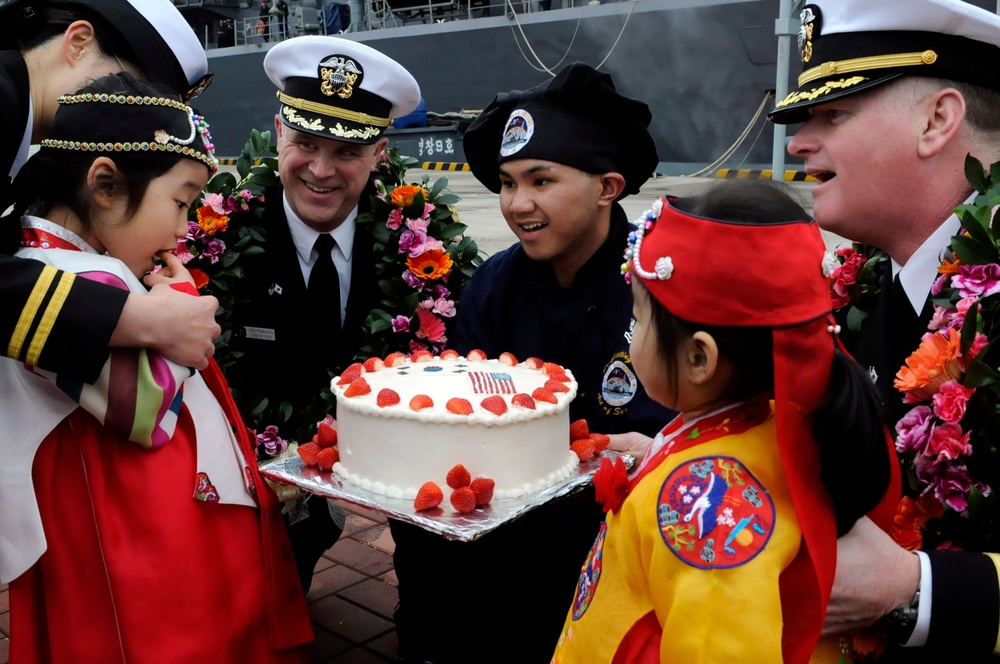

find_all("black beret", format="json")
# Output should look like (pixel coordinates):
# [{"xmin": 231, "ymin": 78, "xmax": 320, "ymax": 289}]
[{"xmin": 464, "ymin": 62, "xmax": 657, "ymax": 198}]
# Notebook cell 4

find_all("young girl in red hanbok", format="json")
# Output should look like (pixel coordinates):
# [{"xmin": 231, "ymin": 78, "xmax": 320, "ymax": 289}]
[
  {"xmin": 0, "ymin": 72, "xmax": 312, "ymax": 663},
  {"xmin": 552, "ymin": 180, "xmax": 901, "ymax": 663}
]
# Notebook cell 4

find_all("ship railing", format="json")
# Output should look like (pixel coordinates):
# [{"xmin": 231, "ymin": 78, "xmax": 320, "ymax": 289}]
[
  {"xmin": 229, "ymin": 14, "xmax": 305, "ymax": 47},
  {"xmin": 197, "ymin": 0, "xmax": 620, "ymax": 50}
]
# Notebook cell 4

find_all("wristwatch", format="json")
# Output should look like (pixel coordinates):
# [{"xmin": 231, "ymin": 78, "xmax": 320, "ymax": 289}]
[{"xmin": 885, "ymin": 589, "xmax": 920, "ymax": 644}]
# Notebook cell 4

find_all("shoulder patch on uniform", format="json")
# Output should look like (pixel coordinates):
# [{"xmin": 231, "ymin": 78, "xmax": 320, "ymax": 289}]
[
  {"xmin": 657, "ymin": 456, "xmax": 774, "ymax": 569},
  {"xmin": 571, "ymin": 522, "xmax": 607, "ymax": 621},
  {"xmin": 600, "ymin": 352, "xmax": 637, "ymax": 408}
]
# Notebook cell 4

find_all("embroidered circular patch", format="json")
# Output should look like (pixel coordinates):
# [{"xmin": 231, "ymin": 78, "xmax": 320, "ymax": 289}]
[
  {"xmin": 499, "ymin": 109, "xmax": 534, "ymax": 157},
  {"xmin": 600, "ymin": 354, "xmax": 637, "ymax": 408},
  {"xmin": 657, "ymin": 456, "xmax": 774, "ymax": 569},
  {"xmin": 571, "ymin": 522, "xmax": 607, "ymax": 620}
]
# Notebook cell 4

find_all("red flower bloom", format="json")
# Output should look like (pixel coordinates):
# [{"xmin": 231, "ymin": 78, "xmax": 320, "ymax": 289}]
[{"xmin": 593, "ymin": 456, "xmax": 630, "ymax": 515}]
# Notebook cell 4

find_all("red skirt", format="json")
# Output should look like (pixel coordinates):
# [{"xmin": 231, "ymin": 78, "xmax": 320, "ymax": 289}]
[{"xmin": 10, "ymin": 404, "xmax": 310, "ymax": 663}]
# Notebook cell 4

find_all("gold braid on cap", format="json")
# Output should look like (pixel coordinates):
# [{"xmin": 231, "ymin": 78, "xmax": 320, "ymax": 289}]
[
  {"xmin": 277, "ymin": 91, "xmax": 392, "ymax": 128},
  {"xmin": 798, "ymin": 50, "xmax": 938, "ymax": 86}
]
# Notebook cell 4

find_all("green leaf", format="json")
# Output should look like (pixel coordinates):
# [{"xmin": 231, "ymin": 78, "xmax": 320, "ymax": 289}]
[
  {"xmin": 430, "ymin": 177, "xmax": 450, "ymax": 198},
  {"xmin": 965, "ymin": 361, "xmax": 1000, "ymax": 389},
  {"xmin": 966, "ymin": 154, "xmax": 989, "ymax": 193},
  {"xmin": 846, "ymin": 306, "xmax": 868, "ymax": 334},
  {"xmin": 953, "ymin": 234, "xmax": 998, "ymax": 265},
  {"xmin": 957, "ymin": 207, "xmax": 994, "ymax": 247},
  {"xmin": 437, "ymin": 223, "xmax": 467, "ymax": 239},
  {"xmin": 434, "ymin": 193, "xmax": 460, "ymax": 206}
]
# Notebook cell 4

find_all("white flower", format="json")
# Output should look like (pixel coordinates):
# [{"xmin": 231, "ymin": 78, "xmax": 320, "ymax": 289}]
[
  {"xmin": 654, "ymin": 256, "xmax": 674, "ymax": 280},
  {"xmin": 822, "ymin": 252, "xmax": 839, "ymax": 278}
]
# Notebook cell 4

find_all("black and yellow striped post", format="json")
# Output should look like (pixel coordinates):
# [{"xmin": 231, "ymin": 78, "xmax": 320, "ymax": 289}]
[{"xmin": 715, "ymin": 168, "xmax": 816, "ymax": 182}]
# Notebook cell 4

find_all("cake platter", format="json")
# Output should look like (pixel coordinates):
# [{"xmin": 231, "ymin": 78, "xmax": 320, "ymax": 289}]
[{"xmin": 259, "ymin": 450, "xmax": 633, "ymax": 541}]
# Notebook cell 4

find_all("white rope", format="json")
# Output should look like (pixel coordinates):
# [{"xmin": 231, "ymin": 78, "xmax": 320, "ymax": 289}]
[
  {"xmin": 506, "ymin": 0, "xmax": 638, "ymax": 75},
  {"xmin": 685, "ymin": 90, "xmax": 774, "ymax": 178}
]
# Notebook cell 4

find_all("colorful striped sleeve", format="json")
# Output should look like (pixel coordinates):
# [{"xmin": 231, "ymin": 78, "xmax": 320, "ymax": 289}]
[{"xmin": 27, "ymin": 270, "xmax": 193, "ymax": 448}]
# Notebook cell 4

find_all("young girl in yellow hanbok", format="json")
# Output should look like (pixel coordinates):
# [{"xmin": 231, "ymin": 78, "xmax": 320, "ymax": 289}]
[{"xmin": 552, "ymin": 180, "xmax": 901, "ymax": 663}]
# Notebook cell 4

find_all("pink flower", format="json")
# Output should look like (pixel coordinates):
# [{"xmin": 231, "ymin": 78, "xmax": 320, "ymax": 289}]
[
  {"xmin": 201, "ymin": 192, "xmax": 227, "ymax": 214},
  {"xmin": 387, "ymin": 208, "xmax": 404, "ymax": 230},
  {"xmin": 186, "ymin": 220, "xmax": 207, "ymax": 242},
  {"xmin": 952, "ymin": 264, "xmax": 1000, "ymax": 299},
  {"xmin": 433, "ymin": 297, "xmax": 456, "ymax": 318},
  {"xmin": 173, "ymin": 240, "xmax": 195, "ymax": 265},
  {"xmin": 413, "ymin": 237, "xmax": 444, "ymax": 257},
  {"xmin": 415, "ymin": 308, "xmax": 446, "ymax": 343},
  {"xmin": 925, "ymin": 422, "xmax": 972, "ymax": 463},
  {"xmin": 201, "ymin": 237, "xmax": 226, "ymax": 264},
  {"xmin": 398, "ymin": 230, "xmax": 427, "ymax": 256},
  {"xmin": 391, "ymin": 315, "xmax": 411, "ymax": 334},
  {"xmin": 968, "ymin": 332, "xmax": 989, "ymax": 364},
  {"xmin": 401, "ymin": 270, "xmax": 422, "ymax": 290},
  {"xmin": 239, "ymin": 189, "xmax": 253, "ymax": 200},
  {"xmin": 931, "ymin": 380, "xmax": 975, "ymax": 424},
  {"xmin": 920, "ymin": 462, "xmax": 973, "ymax": 513},
  {"xmin": 406, "ymin": 216, "xmax": 429, "ymax": 233},
  {"xmin": 895, "ymin": 405, "xmax": 934, "ymax": 454},
  {"xmin": 830, "ymin": 250, "xmax": 867, "ymax": 308},
  {"xmin": 928, "ymin": 305, "xmax": 952, "ymax": 331},
  {"xmin": 931, "ymin": 273, "xmax": 949, "ymax": 296}
]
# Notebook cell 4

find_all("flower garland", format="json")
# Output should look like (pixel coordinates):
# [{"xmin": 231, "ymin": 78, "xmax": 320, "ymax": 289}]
[
  {"xmin": 354, "ymin": 148, "xmax": 482, "ymax": 358},
  {"xmin": 172, "ymin": 128, "xmax": 276, "ymax": 375},
  {"xmin": 885, "ymin": 156, "xmax": 1000, "ymax": 552},
  {"xmin": 828, "ymin": 242, "xmax": 889, "ymax": 334},
  {"xmin": 826, "ymin": 158, "xmax": 1000, "ymax": 554}
]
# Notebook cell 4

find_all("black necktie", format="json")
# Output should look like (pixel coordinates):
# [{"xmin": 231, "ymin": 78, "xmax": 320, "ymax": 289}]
[{"xmin": 309, "ymin": 233, "xmax": 341, "ymax": 327}]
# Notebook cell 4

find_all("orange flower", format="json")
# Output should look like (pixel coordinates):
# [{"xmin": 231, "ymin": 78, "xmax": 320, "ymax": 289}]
[
  {"xmin": 407, "ymin": 249, "xmax": 453, "ymax": 280},
  {"xmin": 196, "ymin": 206, "xmax": 229, "ymax": 235},
  {"xmin": 889, "ymin": 495, "xmax": 945, "ymax": 551},
  {"xmin": 390, "ymin": 184, "xmax": 427, "ymax": 208},
  {"xmin": 894, "ymin": 329, "xmax": 964, "ymax": 402},
  {"xmin": 937, "ymin": 251, "xmax": 963, "ymax": 275},
  {"xmin": 188, "ymin": 267, "xmax": 210, "ymax": 290}
]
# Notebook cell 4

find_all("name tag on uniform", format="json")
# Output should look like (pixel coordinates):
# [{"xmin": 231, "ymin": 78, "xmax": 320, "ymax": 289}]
[{"xmin": 244, "ymin": 326, "xmax": 276, "ymax": 341}]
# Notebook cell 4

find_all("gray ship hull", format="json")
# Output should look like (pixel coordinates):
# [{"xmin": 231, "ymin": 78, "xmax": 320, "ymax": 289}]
[
  {"xmin": 190, "ymin": 0, "xmax": 1000, "ymax": 170},
  {"xmin": 197, "ymin": 0, "xmax": 779, "ymax": 171}
]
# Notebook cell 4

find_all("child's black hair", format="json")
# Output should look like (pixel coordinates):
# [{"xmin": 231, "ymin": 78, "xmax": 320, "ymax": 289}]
[
  {"xmin": 640, "ymin": 179, "xmax": 890, "ymax": 537},
  {"xmin": 3, "ymin": 72, "xmax": 192, "ymax": 253}
]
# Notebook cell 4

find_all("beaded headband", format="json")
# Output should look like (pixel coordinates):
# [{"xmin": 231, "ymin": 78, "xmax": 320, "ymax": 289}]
[{"xmin": 39, "ymin": 92, "xmax": 218, "ymax": 173}]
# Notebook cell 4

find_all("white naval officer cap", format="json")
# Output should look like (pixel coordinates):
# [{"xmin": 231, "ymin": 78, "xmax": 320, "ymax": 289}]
[
  {"xmin": 769, "ymin": 0, "xmax": 1000, "ymax": 124},
  {"xmin": 264, "ymin": 35, "xmax": 421, "ymax": 144},
  {"xmin": 42, "ymin": 0, "xmax": 212, "ymax": 100}
]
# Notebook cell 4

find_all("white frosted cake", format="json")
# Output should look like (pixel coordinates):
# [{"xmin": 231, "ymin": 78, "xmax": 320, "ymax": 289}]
[{"xmin": 330, "ymin": 353, "xmax": 579, "ymax": 501}]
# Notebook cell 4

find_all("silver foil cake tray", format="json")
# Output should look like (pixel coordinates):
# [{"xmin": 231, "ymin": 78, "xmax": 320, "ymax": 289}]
[{"xmin": 259, "ymin": 451, "xmax": 633, "ymax": 541}]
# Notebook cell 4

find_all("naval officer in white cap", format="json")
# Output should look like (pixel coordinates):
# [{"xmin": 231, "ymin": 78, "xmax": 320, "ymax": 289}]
[
  {"xmin": 771, "ymin": 0, "xmax": 1000, "ymax": 657},
  {"xmin": 224, "ymin": 36, "xmax": 420, "ymax": 593},
  {"xmin": 0, "ymin": 0, "xmax": 220, "ymax": 395}
]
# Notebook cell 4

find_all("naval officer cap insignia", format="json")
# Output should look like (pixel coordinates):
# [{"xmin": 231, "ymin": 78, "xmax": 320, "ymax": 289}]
[
  {"xmin": 3, "ymin": 0, "xmax": 212, "ymax": 100},
  {"xmin": 463, "ymin": 62, "xmax": 658, "ymax": 199},
  {"xmin": 770, "ymin": 0, "xmax": 1000, "ymax": 124},
  {"xmin": 264, "ymin": 35, "xmax": 421, "ymax": 144}
]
